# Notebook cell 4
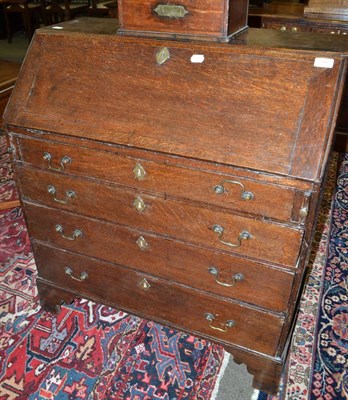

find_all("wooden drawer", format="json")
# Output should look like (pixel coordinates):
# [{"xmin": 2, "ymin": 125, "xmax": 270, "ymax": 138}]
[
  {"xmin": 34, "ymin": 244, "xmax": 284, "ymax": 356},
  {"xmin": 261, "ymin": 20, "xmax": 309, "ymax": 32},
  {"xmin": 310, "ymin": 26, "xmax": 339, "ymax": 34},
  {"xmin": 310, "ymin": 26, "xmax": 348, "ymax": 35},
  {"xmin": 25, "ymin": 203, "xmax": 295, "ymax": 312},
  {"xmin": 17, "ymin": 166, "xmax": 304, "ymax": 267},
  {"xmin": 117, "ymin": 0, "xmax": 248, "ymax": 40},
  {"xmin": 14, "ymin": 136, "xmax": 305, "ymax": 223}
]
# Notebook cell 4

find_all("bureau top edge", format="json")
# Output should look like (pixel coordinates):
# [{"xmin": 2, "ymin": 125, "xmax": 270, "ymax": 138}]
[{"xmin": 38, "ymin": 18, "xmax": 348, "ymax": 56}]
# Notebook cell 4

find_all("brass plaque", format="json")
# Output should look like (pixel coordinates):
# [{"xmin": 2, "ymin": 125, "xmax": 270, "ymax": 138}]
[{"xmin": 153, "ymin": 4, "xmax": 189, "ymax": 18}]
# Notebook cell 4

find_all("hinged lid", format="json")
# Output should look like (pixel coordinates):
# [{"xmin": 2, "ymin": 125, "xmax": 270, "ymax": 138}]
[{"xmin": 4, "ymin": 23, "xmax": 346, "ymax": 182}]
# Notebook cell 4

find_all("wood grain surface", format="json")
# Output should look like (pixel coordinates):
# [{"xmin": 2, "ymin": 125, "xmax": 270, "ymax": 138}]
[
  {"xmin": 16, "ymin": 135, "xmax": 302, "ymax": 222},
  {"xmin": 24, "ymin": 202, "xmax": 295, "ymax": 312},
  {"xmin": 16, "ymin": 166, "xmax": 304, "ymax": 267},
  {"xmin": 34, "ymin": 245, "xmax": 284, "ymax": 356}
]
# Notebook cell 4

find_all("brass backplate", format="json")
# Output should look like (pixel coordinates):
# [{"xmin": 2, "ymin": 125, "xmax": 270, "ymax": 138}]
[
  {"xmin": 156, "ymin": 47, "xmax": 170, "ymax": 65},
  {"xmin": 153, "ymin": 4, "xmax": 189, "ymax": 18}
]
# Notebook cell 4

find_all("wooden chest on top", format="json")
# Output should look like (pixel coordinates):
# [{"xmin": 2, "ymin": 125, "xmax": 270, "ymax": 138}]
[
  {"xmin": 4, "ymin": 18, "xmax": 348, "ymax": 394},
  {"xmin": 117, "ymin": 0, "xmax": 249, "ymax": 41}
]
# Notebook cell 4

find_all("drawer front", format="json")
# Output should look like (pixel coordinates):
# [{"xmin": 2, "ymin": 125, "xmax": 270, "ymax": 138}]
[
  {"xmin": 34, "ymin": 244, "xmax": 284, "ymax": 356},
  {"xmin": 119, "ymin": 0, "xmax": 227, "ymax": 37},
  {"xmin": 262, "ymin": 21, "xmax": 309, "ymax": 32},
  {"xmin": 15, "ymin": 136, "xmax": 299, "ymax": 222},
  {"xmin": 310, "ymin": 26, "xmax": 348, "ymax": 35},
  {"xmin": 24, "ymin": 203, "xmax": 295, "ymax": 312},
  {"xmin": 17, "ymin": 167, "xmax": 304, "ymax": 266}
]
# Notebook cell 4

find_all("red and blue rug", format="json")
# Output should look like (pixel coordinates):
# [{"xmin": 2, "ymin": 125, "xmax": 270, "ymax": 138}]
[{"xmin": 257, "ymin": 153, "xmax": 348, "ymax": 400}]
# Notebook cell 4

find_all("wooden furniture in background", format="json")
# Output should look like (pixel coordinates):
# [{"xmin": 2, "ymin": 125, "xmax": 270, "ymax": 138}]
[
  {"xmin": 0, "ymin": 60, "xmax": 20, "ymax": 127},
  {"xmin": 41, "ymin": 0, "xmax": 88, "ymax": 25},
  {"xmin": 305, "ymin": 0, "xmax": 348, "ymax": 21},
  {"xmin": 4, "ymin": 18, "xmax": 348, "ymax": 395},
  {"xmin": 249, "ymin": 3, "xmax": 348, "ymax": 33},
  {"xmin": 103, "ymin": 0, "xmax": 116, "ymax": 18},
  {"xmin": 2, "ymin": 0, "xmax": 41, "ymax": 43},
  {"xmin": 88, "ymin": 0, "xmax": 115, "ymax": 17}
]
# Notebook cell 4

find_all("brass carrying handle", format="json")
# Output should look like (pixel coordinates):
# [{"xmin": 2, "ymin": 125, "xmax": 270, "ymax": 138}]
[
  {"xmin": 65, "ymin": 267, "xmax": 88, "ymax": 282},
  {"xmin": 153, "ymin": 4, "xmax": 189, "ymax": 18},
  {"xmin": 55, "ymin": 224, "xmax": 83, "ymax": 241},
  {"xmin": 208, "ymin": 267, "xmax": 244, "ymax": 287},
  {"xmin": 205, "ymin": 313, "xmax": 235, "ymax": 333},
  {"xmin": 212, "ymin": 225, "xmax": 251, "ymax": 248},
  {"xmin": 48, "ymin": 185, "xmax": 75, "ymax": 204},
  {"xmin": 213, "ymin": 180, "xmax": 254, "ymax": 201},
  {"xmin": 43, "ymin": 152, "xmax": 71, "ymax": 172}
]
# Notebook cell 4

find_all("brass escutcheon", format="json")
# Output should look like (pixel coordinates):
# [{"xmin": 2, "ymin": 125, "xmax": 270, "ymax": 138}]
[
  {"xmin": 139, "ymin": 278, "xmax": 151, "ymax": 291},
  {"xmin": 156, "ymin": 47, "xmax": 170, "ymax": 65},
  {"xmin": 134, "ymin": 196, "xmax": 147, "ymax": 213},
  {"xmin": 133, "ymin": 163, "xmax": 147, "ymax": 180},
  {"xmin": 136, "ymin": 236, "xmax": 149, "ymax": 251}
]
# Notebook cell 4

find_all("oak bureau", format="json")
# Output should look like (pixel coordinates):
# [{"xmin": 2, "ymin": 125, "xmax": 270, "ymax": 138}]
[{"xmin": 4, "ymin": 14, "xmax": 348, "ymax": 394}]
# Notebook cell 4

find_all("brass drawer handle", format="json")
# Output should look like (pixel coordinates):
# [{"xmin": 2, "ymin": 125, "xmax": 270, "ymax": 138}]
[
  {"xmin": 279, "ymin": 26, "xmax": 287, "ymax": 32},
  {"xmin": 213, "ymin": 180, "xmax": 254, "ymax": 201},
  {"xmin": 43, "ymin": 152, "xmax": 71, "ymax": 171},
  {"xmin": 212, "ymin": 225, "xmax": 251, "ymax": 248},
  {"xmin": 55, "ymin": 224, "xmax": 83, "ymax": 241},
  {"xmin": 65, "ymin": 266, "xmax": 88, "ymax": 282},
  {"xmin": 208, "ymin": 267, "xmax": 244, "ymax": 287},
  {"xmin": 153, "ymin": 4, "xmax": 189, "ymax": 18},
  {"xmin": 205, "ymin": 313, "xmax": 235, "ymax": 333},
  {"xmin": 48, "ymin": 185, "xmax": 75, "ymax": 204}
]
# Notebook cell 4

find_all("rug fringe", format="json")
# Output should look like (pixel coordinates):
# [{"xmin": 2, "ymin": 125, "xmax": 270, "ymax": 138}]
[{"xmin": 211, "ymin": 351, "xmax": 231, "ymax": 400}]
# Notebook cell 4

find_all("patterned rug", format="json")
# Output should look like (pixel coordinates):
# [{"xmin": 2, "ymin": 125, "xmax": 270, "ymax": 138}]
[
  {"xmin": 0, "ymin": 136, "xmax": 18, "ymax": 204},
  {"xmin": 257, "ymin": 154, "xmax": 348, "ymax": 400},
  {"xmin": 0, "ymin": 136, "xmax": 226, "ymax": 399}
]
